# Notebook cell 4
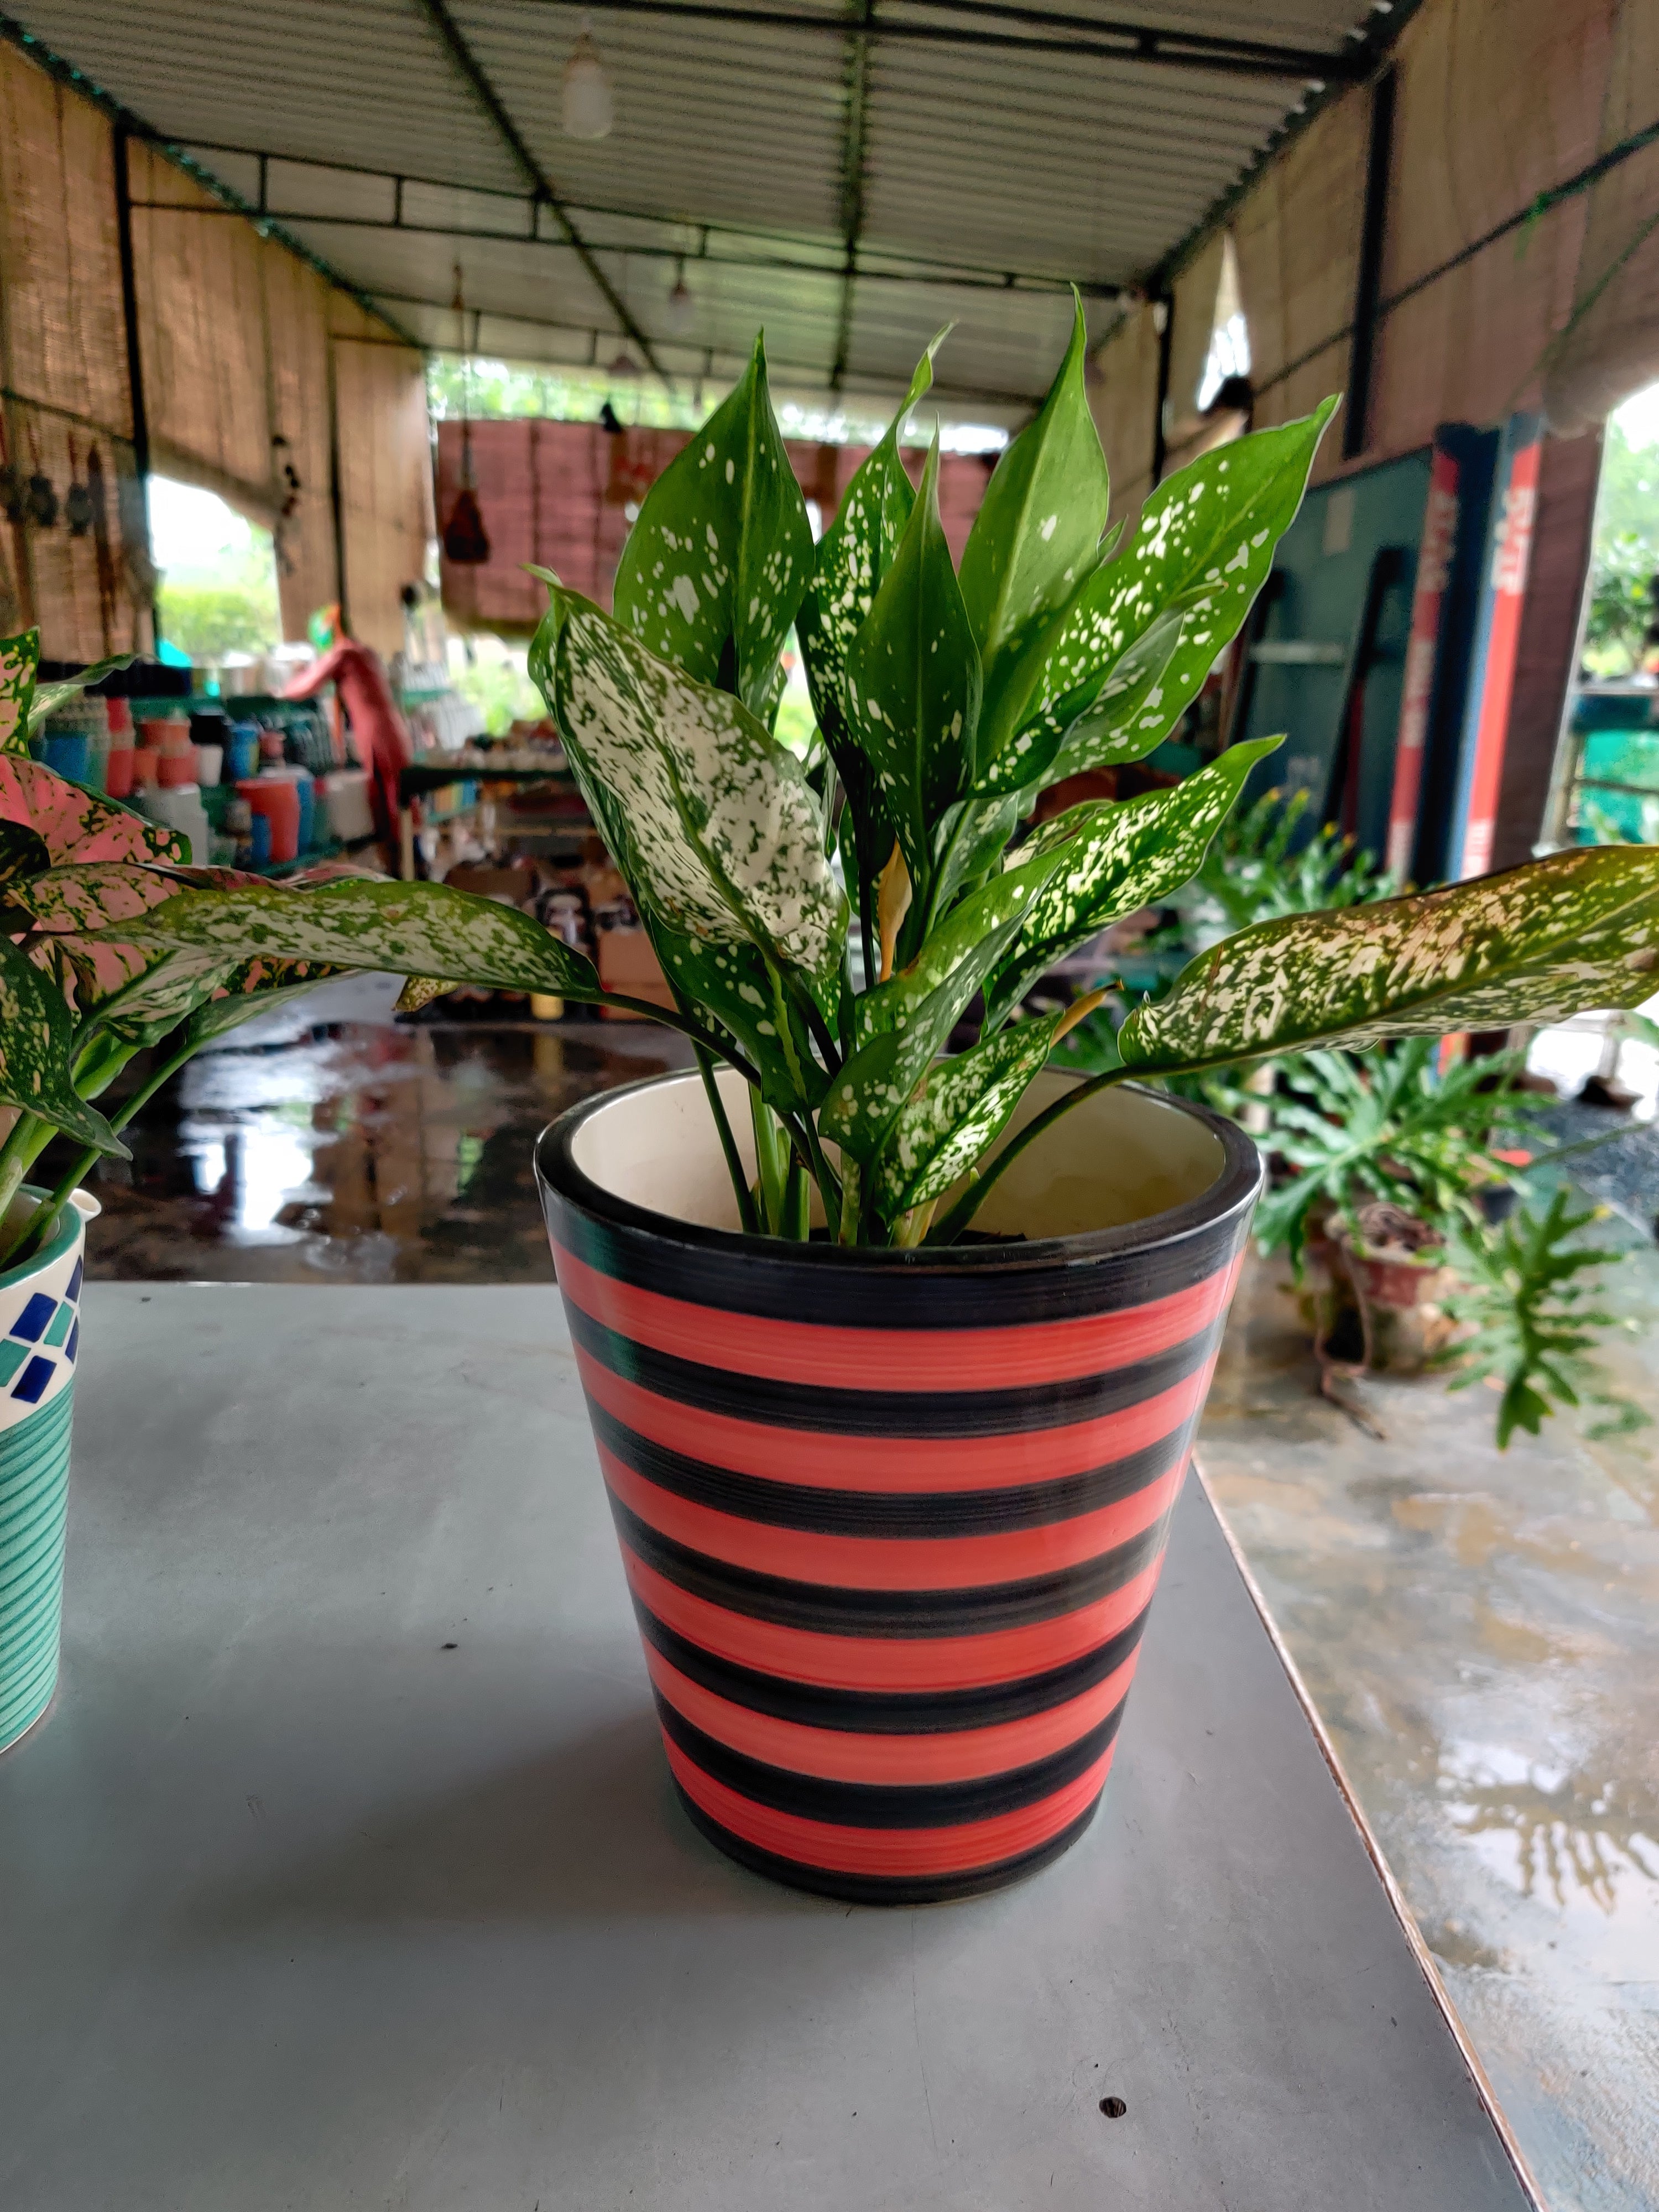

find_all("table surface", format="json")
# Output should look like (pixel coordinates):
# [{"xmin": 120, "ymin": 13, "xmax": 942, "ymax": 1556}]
[{"xmin": 0, "ymin": 1285, "xmax": 1533, "ymax": 2212}]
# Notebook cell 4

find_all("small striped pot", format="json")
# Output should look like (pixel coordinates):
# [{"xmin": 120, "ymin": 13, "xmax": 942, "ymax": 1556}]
[
  {"xmin": 0, "ymin": 1187, "xmax": 97, "ymax": 1756},
  {"xmin": 536, "ymin": 1071, "xmax": 1260, "ymax": 1903}
]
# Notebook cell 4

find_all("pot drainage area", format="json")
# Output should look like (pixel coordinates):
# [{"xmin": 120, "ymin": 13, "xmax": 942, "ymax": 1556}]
[{"xmin": 53, "ymin": 973, "xmax": 1659, "ymax": 2210}]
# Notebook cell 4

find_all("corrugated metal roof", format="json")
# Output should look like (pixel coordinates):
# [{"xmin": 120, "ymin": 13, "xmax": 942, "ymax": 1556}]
[{"xmin": 8, "ymin": 0, "xmax": 1393, "ymax": 408}]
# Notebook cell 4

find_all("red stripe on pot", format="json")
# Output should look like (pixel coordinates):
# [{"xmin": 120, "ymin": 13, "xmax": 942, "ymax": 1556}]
[
  {"xmin": 575, "ymin": 1347, "xmax": 1219, "ymax": 1493},
  {"xmin": 599, "ymin": 1444, "xmax": 1185, "ymax": 1592},
  {"xmin": 552, "ymin": 1238, "xmax": 1242, "ymax": 1390},
  {"xmin": 621, "ymin": 1547, "xmax": 1168, "ymax": 1692},
  {"xmin": 662, "ymin": 1731, "xmax": 1118, "ymax": 1877},
  {"xmin": 643, "ymin": 1642, "xmax": 1140, "ymax": 1785}
]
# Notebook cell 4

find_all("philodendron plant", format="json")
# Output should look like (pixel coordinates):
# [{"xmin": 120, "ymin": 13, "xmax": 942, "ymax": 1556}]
[
  {"xmin": 79, "ymin": 310, "xmax": 1659, "ymax": 1248},
  {"xmin": 0, "ymin": 630, "xmax": 345, "ymax": 1267}
]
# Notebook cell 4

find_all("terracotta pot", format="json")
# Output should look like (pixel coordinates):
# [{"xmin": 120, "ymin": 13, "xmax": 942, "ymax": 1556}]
[
  {"xmin": 536, "ymin": 1068, "xmax": 1260, "ymax": 1903},
  {"xmin": 1333, "ymin": 1233, "xmax": 1460, "ymax": 1375}
]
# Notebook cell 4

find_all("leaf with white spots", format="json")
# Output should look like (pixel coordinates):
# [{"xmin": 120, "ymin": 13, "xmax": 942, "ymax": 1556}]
[
  {"xmin": 797, "ymin": 332, "xmax": 944, "ymax": 883},
  {"xmin": 870, "ymin": 1005, "xmax": 1070, "ymax": 1221},
  {"xmin": 1010, "ymin": 400, "xmax": 1338, "ymax": 781},
  {"xmin": 0, "ymin": 752, "xmax": 186, "ymax": 882},
  {"xmin": 1, "ymin": 627, "xmax": 40, "ymax": 754},
  {"xmin": 612, "ymin": 332, "xmax": 813, "ymax": 721},
  {"xmin": 92, "ymin": 875, "xmax": 606, "ymax": 1003},
  {"xmin": 983, "ymin": 735, "xmax": 1283, "ymax": 1027},
  {"xmin": 959, "ymin": 295, "xmax": 1109, "ymax": 781},
  {"xmin": 538, "ymin": 589, "xmax": 847, "ymax": 998},
  {"xmin": 0, "ymin": 931, "xmax": 127, "ymax": 1154},
  {"xmin": 823, "ymin": 848, "xmax": 1064, "ymax": 1164},
  {"xmin": 1120, "ymin": 845, "xmax": 1659, "ymax": 1073},
  {"xmin": 646, "ymin": 915, "xmax": 829, "ymax": 1117},
  {"xmin": 844, "ymin": 435, "xmax": 980, "ymax": 892}
]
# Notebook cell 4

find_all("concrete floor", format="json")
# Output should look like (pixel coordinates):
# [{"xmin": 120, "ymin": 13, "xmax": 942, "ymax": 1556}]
[{"xmin": 57, "ymin": 975, "xmax": 1659, "ymax": 2209}]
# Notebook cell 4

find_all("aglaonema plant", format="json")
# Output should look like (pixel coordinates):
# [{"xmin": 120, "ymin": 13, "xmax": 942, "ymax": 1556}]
[
  {"xmin": 0, "ymin": 630, "xmax": 345, "ymax": 1267},
  {"xmin": 88, "ymin": 309, "xmax": 1659, "ymax": 1247}
]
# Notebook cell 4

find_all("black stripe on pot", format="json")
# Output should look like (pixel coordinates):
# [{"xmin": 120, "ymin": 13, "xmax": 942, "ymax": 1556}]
[
  {"xmin": 536, "ymin": 1083, "xmax": 1261, "ymax": 1331},
  {"xmin": 609, "ymin": 1491, "xmax": 1173, "ymax": 1638},
  {"xmin": 569, "ymin": 1301, "xmax": 1215, "ymax": 1438},
  {"xmin": 673, "ymin": 1783, "xmax": 1104, "ymax": 1905},
  {"xmin": 594, "ymin": 1397, "xmax": 1196, "ymax": 1539},
  {"xmin": 656, "ymin": 1693, "xmax": 1126, "ymax": 1830},
  {"xmin": 635, "ymin": 1592, "xmax": 1151, "ymax": 1734}
]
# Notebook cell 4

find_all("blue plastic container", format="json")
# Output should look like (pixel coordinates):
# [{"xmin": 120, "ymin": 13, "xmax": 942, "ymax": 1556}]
[
  {"xmin": 227, "ymin": 724, "xmax": 260, "ymax": 781},
  {"xmin": 39, "ymin": 734, "xmax": 90, "ymax": 785},
  {"xmin": 294, "ymin": 771, "xmax": 315, "ymax": 854},
  {"xmin": 249, "ymin": 812, "xmax": 273, "ymax": 867}
]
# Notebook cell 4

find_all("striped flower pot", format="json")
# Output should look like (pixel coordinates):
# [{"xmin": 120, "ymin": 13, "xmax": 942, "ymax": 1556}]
[
  {"xmin": 0, "ymin": 1187, "xmax": 97, "ymax": 1756},
  {"xmin": 536, "ymin": 1069, "xmax": 1260, "ymax": 1903}
]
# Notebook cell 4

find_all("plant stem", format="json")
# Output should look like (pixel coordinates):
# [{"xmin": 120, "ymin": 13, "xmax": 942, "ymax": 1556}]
[
  {"xmin": 0, "ymin": 1112, "xmax": 46, "ymax": 1228},
  {"xmin": 793, "ymin": 1107, "xmax": 843, "ymax": 1240},
  {"xmin": 782, "ymin": 1155, "xmax": 810, "ymax": 1242},
  {"xmin": 597, "ymin": 991, "xmax": 763, "ymax": 1083},
  {"xmin": 689, "ymin": 1041, "xmax": 759, "ymax": 1237},
  {"xmin": 925, "ymin": 1063, "xmax": 1143, "ymax": 1245},
  {"xmin": 857, "ymin": 869, "xmax": 877, "ymax": 998},
  {"xmin": 749, "ymin": 1089, "xmax": 787, "ymax": 1234},
  {"xmin": 0, "ymin": 1026, "xmax": 199, "ymax": 1270}
]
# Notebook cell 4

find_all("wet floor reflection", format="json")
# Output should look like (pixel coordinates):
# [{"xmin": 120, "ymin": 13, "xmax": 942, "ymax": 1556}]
[
  {"xmin": 68, "ymin": 974, "xmax": 692, "ymax": 1282},
  {"xmin": 1201, "ymin": 1245, "xmax": 1659, "ymax": 2212}
]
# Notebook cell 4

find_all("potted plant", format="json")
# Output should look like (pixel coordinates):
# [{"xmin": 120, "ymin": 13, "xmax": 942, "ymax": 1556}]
[
  {"xmin": 0, "ymin": 628, "xmax": 345, "ymax": 1751},
  {"xmin": 59, "ymin": 315, "xmax": 1659, "ymax": 1897}
]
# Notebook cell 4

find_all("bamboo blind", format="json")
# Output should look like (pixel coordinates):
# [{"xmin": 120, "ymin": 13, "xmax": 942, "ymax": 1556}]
[
  {"xmin": 331, "ymin": 299, "xmax": 434, "ymax": 658},
  {"xmin": 1088, "ymin": 305, "xmax": 1161, "ymax": 529}
]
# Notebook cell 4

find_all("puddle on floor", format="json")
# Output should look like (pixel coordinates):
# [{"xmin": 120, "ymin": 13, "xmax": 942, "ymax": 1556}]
[
  {"xmin": 1202, "ymin": 1247, "xmax": 1659, "ymax": 2212},
  {"xmin": 53, "ymin": 973, "xmax": 693, "ymax": 1283}
]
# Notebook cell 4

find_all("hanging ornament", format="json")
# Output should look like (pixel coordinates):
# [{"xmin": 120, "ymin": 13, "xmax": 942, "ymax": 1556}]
[
  {"xmin": 562, "ymin": 15, "xmax": 614, "ymax": 140},
  {"xmin": 666, "ymin": 255, "xmax": 694, "ymax": 335},
  {"xmin": 27, "ymin": 472, "xmax": 58, "ymax": 529},
  {"xmin": 0, "ymin": 466, "xmax": 23, "ymax": 525},
  {"xmin": 441, "ymin": 265, "xmax": 491, "ymax": 567},
  {"xmin": 65, "ymin": 437, "xmax": 93, "ymax": 537}
]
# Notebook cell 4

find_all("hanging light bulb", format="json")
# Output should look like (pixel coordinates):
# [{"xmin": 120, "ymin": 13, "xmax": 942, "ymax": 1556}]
[
  {"xmin": 562, "ymin": 15, "xmax": 614, "ymax": 140},
  {"xmin": 666, "ymin": 256, "xmax": 694, "ymax": 335},
  {"xmin": 608, "ymin": 348, "xmax": 640, "ymax": 379}
]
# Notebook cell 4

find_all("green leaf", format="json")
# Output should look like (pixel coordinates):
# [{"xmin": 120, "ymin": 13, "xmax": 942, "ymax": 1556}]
[
  {"xmin": 1, "ymin": 628, "xmax": 40, "ymax": 755},
  {"xmin": 984, "ymin": 735, "xmax": 1283, "ymax": 1028},
  {"xmin": 1010, "ymin": 401, "xmax": 1337, "ymax": 785},
  {"xmin": 94, "ymin": 877, "xmax": 605, "ymax": 1000},
  {"xmin": 844, "ymin": 435, "xmax": 981, "ymax": 890},
  {"xmin": 612, "ymin": 332, "xmax": 813, "ymax": 721},
  {"xmin": 646, "ymin": 916, "xmax": 828, "ymax": 1117},
  {"xmin": 541, "ymin": 590, "xmax": 847, "ymax": 998},
  {"xmin": 797, "ymin": 332, "xmax": 944, "ymax": 883},
  {"xmin": 975, "ymin": 596, "xmax": 1191, "ymax": 799},
  {"xmin": 28, "ymin": 651, "xmax": 138, "ymax": 736},
  {"xmin": 870, "ymin": 1005, "xmax": 1068, "ymax": 1221},
  {"xmin": 823, "ymin": 848, "xmax": 1063, "ymax": 1165},
  {"xmin": 0, "ymin": 932, "xmax": 127, "ymax": 1154},
  {"xmin": 959, "ymin": 295, "xmax": 1109, "ymax": 779},
  {"xmin": 1121, "ymin": 844, "xmax": 1659, "ymax": 1074},
  {"xmin": 180, "ymin": 960, "xmax": 341, "ymax": 1048}
]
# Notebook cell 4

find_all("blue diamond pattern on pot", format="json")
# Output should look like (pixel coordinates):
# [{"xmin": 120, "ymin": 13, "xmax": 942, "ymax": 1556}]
[
  {"xmin": 5, "ymin": 1266, "xmax": 84, "ymax": 1401},
  {"xmin": 11, "ymin": 1292, "xmax": 56, "ymax": 1343}
]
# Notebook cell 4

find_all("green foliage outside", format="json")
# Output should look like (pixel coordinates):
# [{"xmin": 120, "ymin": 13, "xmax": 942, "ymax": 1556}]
[
  {"xmin": 155, "ymin": 534, "xmax": 280, "ymax": 664},
  {"xmin": 1584, "ymin": 406, "xmax": 1659, "ymax": 677}
]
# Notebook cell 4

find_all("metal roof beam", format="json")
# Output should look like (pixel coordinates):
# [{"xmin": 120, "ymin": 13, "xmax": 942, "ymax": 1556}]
[
  {"xmin": 830, "ymin": 0, "xmax": 876, "ymax": 393},
  {"xmin": 413, "ymin": 0, "xmax": 671, "ymax": 384},
  {"xmin": 519, "ymin": 0, "xmax": 1364, "ymax": 81}
]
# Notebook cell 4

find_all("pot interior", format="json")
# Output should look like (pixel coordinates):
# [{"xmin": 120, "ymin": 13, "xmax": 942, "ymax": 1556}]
[{"xmin": 567, "ymin": 1066, "xmax": 1229, "ymax": 1241}]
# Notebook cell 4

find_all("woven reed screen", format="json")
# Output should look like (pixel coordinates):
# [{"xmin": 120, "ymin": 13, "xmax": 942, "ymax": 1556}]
[
  {"xmin": 331, "ymin": 297, "xmax": 434, "ymax": 658},
  {"xmin": 1088, "ymin": 305, "xmax": 1162, "ymax": 530}
]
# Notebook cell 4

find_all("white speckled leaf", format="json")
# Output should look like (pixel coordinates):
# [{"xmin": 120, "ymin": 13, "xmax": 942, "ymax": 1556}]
[
  {"xmin": 648, "ymin": 916, "xmax": 828, "ymax": 1115},
  {"xmin": 549, "ymin": 594, "xmax": 847, "ymax": 997},
  {"xmin": 844, "ymin": 437, "xmax": 981, "ymax": 889},
  {"xmin": 983, "ymin": 735, "xmax": 1282, "ymax": 1028},
  {"xmin": 612, "ymin": 333, "xmax": 813, "ymax": 720},
  {"xmin": 0, "ymin": 753, "xmax": 186, "ymax": 880},
  {"xmin": 181, "ymin": 961, "xmax": 342, "ymax": 1047},
  {"xmin": 1121, "ymin": 845, "xmax": 1659, "ymax": 1072},
  {"xmin": 1012, "ymin": 401, "xmax": 1337, "ymax": 781},
  {"xmin": 1, "ymin": 628, "xmax": 40, "ymax": 754},
  {"xmin": 870, "ymin": 1007, "xmax": 1066, "ymax": 1219},
  {"xmin": 797, "ymin": 333, "xmax": 943, "ymax": 877},
  {"xmin": 824, "ymin": 850, "xmax": 1063, "ymax": 1164},
  {"xmin": 959, "ymin": 297, "xmax": 1109, "ymax": 779},
  {"xmin": 96, "ymin": 877, "xmax": 604, "ymax": 1000},
  {"xmin": 0, "ymin": 931, "xmax": 127, "ymax": 1153}
]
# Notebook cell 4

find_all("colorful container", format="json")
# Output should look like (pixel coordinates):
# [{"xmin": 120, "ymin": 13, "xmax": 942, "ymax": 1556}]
[
  {"xmin": 0, "ymin": 1188, "xmax": 97, "ymax": 1756},
  {"xmin": 536, "ymin": 1070, "xmax": 1259, "ymax": 1902},
  {"xmin": 238, "ymin": 776, "xmax": 300, "ymax": 863}
]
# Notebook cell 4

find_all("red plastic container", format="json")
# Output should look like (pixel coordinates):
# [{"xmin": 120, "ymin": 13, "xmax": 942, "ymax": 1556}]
[
  {"xmin": 105, "ymin": 746, "xmax": 135, "ymax": 799},
  {"xmin": 238, "ymin": 776, "xmax": 300, "ymax": 864},
  {"xmin": 157, "ymin": 748, "xmax": 197, "ymax": 788}
]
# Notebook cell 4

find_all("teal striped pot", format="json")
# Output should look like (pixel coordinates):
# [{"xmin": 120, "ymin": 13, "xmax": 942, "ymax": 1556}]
[{"xmin": 0, "ymin": 1187, "xmax": 96, "ymax": 1756}]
